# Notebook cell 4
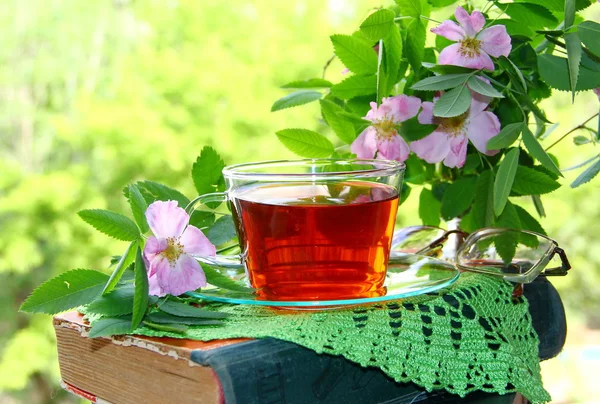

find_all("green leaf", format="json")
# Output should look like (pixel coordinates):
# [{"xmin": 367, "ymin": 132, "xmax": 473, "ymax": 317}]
[
  {"xmin": 418, "ymin": 188, "xmax": 441, "ymax": 226},
  {"xmin": 20, "ymin": 269, "xmax": 109, "ymax": 314},
  {"xmin": 336, "ymin": 110, "xmax": 370, "ymax": 125},
  {"xmin": 87, "ymin": 287, "xmax": 135, "ymax": 317},
  {"xmin": 189, "ymin": 211, "xmax": 216, "ymax": 229},
  {"xmin": 202, "ymin": 265, "xmax": 253, "ymax": 292},
  {"xmin": 579, "ymin": 21, "xmax": 600, "ymax": 57},
  {"xmin": 471, "ymin": 170, "xmax": 495, "ymax": 229},
  {"xmin": 571, "ymin": 156, "xmax": 600, "ymax": 188},
  {"xmin": 502, "ymin": 3, "xmax": 558, "ymax": 30},
  {"xmin": 276, "ymin": 128, "xmax": 334, "ymax": 158},
  {"xmin": 191, "ymin": 146, "xmax": 225, "ymax": 196},
  {"xmin": 433, "ymin": 85, "xmax": 471, "ymax": 118},
  {"xmin": 514, "ymin": 205, "xmax": 547, "ymax": 235},
  {"xmin": 494, "ymin": 148, "xmax": 520, "ymax": 217},
  {"xmin": 383, "ymin": 25, "xmax": 404, "ymax": 88},
  {"xmin": 330, "ymin": 75, "xmax": 377, "ymax": 99},
  {"xmin": 398, "ymin": 116, "xmax": 437, "ymax": 142},
  {"xmin": 131, "ymin": 247, "xmax": 149, "ymax": 330},
  {"xmin": 521, "ymin": 126, "xmax": 563, "ymax": 177},
  {"xmin": 538, "ymin": 54, "xmax": 600, "ymax": 92},
  {"xmin": 78, "ymin": 210, "xmax": 139, "ymax": 241},
  {"xmin": 395, "ymin": 0, "xmax": 422, "ymax": 17},
  {"xmin": 127, "ymin": 185, "xmax": 149, "ymax": 233},
  {"xmin": 487, "ymin": 122, "xmax": 524, "ymax": 149},
  {"xmin": 158, "ymin": 300, "xmax": 229, "ymax": 319},
  {"xmin": 498, "ymin": 56, "xmax": 528, "ymax": 92},
  {"xmin": 512, "ymin": 165, "xmax": 562, "ymax": 195},
  {"xmin": 493, "ymin": 201, "xmax": 521, "ymax": 265},
  {"xmin": 467, "ymin": 76, "xmax": 504, "ymax": 98},
  {"xmin": 425, "ymin": 64, "xmax": 477, "ymax": 75},
  {"xmin": 103, "ymin": 241, "xmax": 137, "ymax": 295},
  {"xmin": 89, "ymin": 317, "xmax": 133, "ymax": 338},
  {"xmin": 565, "ymin": 32, "xmax": 582, "ymax": 101},
  {"xmin": 320, "ymin": 100, "xmax": 356, "ymax": 144},
  {"xmin": 515, "ymin": 0, "xmax": 563, "ymax": 12},
  {"xmin": 206, "ymin": 215, "xmax": 237, "ymax": 246},
  {"xmin": 376, "ymin": 39, "xmax": 386, "ymax": 104},
  {"xmin": 281, "ymin": 78, "xmax": 332, "ymax": 89},
  {"xmin": 271, "ymin": 90, "xmax": 322, "ymax": 112},
  {"xmin": 132, "ymin": 181, "xmax": 190, "ymax": 208},
  {"xmin": 565, "ymin": 0, "xmax": 577, "ymax": 29},
  {"xmin": 404, "ymin": 155, "xmax": 428, "ymax": 184},
  {"xmin": 427, "ymin": 0, "xmax": 458, "ymax": 7},
  {"xmin": 331, "ymin": 35, "xmax": 378, "ymax": 76},
  {"xmin": 532, "ymin": 195, "xmax": 546, "ymax": 218},
  {"xmin": 573, "ymin": 135, "xmax": 592, "ymax": 145},
  {"xmin": 411, "ymin": 73, "xmax": 471, "ymax": 91},
  {"xmin": 360, "ymin": 9, "xmax": 396, "ymax": 41},
  {"xmin": 405, "ymin": 19, "xmax": 426, "ymax": 72},
  {"xmin": 143, "ymin": 321, "xmax": 188, "ymax": 334},
  {"xmin": 440, "ymin": 176, "xmax": 477, "ymax": 220},
  {"xmin": 146, "ymin": 312, "xmax": 223, "ymax": 326}
]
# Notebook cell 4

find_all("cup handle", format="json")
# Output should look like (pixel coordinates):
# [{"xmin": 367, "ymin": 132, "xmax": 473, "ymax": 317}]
[{"xmin": 185, "ymin": 193, "xmax": 244, "ymax": 270}]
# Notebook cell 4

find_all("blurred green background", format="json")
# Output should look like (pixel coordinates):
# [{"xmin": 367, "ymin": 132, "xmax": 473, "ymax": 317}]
[{"xmin": 1, "ymin": 0, "xmax": 598, "ymax": 402}]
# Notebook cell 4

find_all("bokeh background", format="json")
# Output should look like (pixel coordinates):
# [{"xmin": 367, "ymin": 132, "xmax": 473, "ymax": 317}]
[{"xmin": 1, "ymin": 0, "xmax": 598, "ymax": 403}]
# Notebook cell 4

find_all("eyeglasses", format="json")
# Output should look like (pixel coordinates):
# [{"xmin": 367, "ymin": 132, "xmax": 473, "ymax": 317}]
[{"xmin": 391, "ymin": 226, "xmax": 570, "ymax": 300}]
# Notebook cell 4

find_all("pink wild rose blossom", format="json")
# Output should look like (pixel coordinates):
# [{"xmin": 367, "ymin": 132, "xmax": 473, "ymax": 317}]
[
  {"xmin": 351, "ymin": 95, "xmax": 422, "ymax": 162},
  {"xmin": 431, "ymin": 6, "xmax": 511, "ymax": 70},
  {"xmin": 143, "ymin": 200, "xmax": 216, "ymax": 296},
  {"xmin": 410, "ymin": 88, "xmax": 500, "ymax": 168}
]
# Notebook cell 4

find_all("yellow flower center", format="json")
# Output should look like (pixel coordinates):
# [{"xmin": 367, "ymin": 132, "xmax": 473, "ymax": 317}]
[
  {"xmin": 438, "ymin": 112, "xmax": 468, "ymax": 137},
  {"xmin": 459, "ymin": 37, "xmax": 482, "ymax": 59},
  {"xmin": 374, "ymin": 118, "xmax": 398, "ymax": 140},
  {"xmin": 162, "ymin": 237, "xmax": 184, "ymax": 266}
]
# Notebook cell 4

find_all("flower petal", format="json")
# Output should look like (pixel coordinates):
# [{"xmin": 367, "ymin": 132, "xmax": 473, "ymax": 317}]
[
  {"xmin": 466, "ymin": 111, "xmax": 501, "ymax": 155},
  {"xmin": 478, "ymin": 25, "xmax": 512, "ymax": 58},
  {"xmin": 158, "ymin": 254, "xmax": 207, "ymax": 296},
  {"xmin": 180, "ymin": 225, "xmax": 216, "ymax": 256},
  {"xmin": 594, "ymin": 88, "xmax": 600, "ymax": 100},
  {"xmin": 418, "ymin": 102, "xmax": 435, "ymax": 125},
  {"xmin": 455, "ymin": 7, "xmax": 485, "ymax": 37},
  {"xmin": 144, "ymin": 236, "xmax": 167, "ymax": 264},
  {"xmin": 443, "ymin": 135, "xmax": 468, "ymax": 168},
  {"xmin": 431, "ymin": 20, "xmax": 465, "ymax": 41},
  {"xmin": 469, "ymin": 78, "xmax": 492, "ymax": 115},
  {"xmin": 410, "ymin": 131, "xmax": 451, "ymax": 164},
  {"xmin": 149, "ymin": 254, "xmax": 170, "ymax": 278},
  {"xmin": 145, "ymin": 200, "xmax": 189, "ymax": 239},
  {"xmin": 438, "ymin": 43, "xmax": 495, "ymax": 70},
  {"xmin": 148, "ymin": 273, "xmax": 167, "ymax": 297},
  {"xmin": 365, "ymin": 102, "xmax": 383, "ymax": 121},
  {"xmin": 386, "ymin": 95, "xmax": 422, "ymax": 123},
  {"xmin": 351, "ymin": 126, "xmax": 378, "ymax": 159},
  {"xmin": 377, "ymin": 134, "xmax": 410, "ymax": 162}
]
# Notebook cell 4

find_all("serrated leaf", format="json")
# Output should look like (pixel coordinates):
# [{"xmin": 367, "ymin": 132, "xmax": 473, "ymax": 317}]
[
  {"xmin": 515, "ymin": 0, "xmax": 563, "ymax": 12},
  {"xmin": 487, "ymin": 122, "xmax": 524, "ymax": 149},
  {"xmin": 538, "ymin": 54, "xmax": 600, "ymax": 92},
  {"xmin": 189, "ymin": 211, "xmax": 216, "ymax": 229},
  {"xmin": 20, "ymin": 269, "xmax": 109, "ymax": 314},
  {"xmin": 158, "ymin": 300, "xmax": 229, "ymax": 319},
  {"xmin": 276, "ymin": 128, "xmax": 334, "ymax": 158},
  {"xmin": 78, "ymin": 210, "xmax": 139, "ymax": 241},
  {"xmin": 427, "ymin": 0, "xmax": 458, "ymax": 7},
  {"xmin": 493, "ymin": 201, "xmax": 521, "ymax": 265},
  {"xmin": 419, "ymin": 188, "xmax": 441, "ymax": 226},
  {"xmin": 132, "ymin": 181, "xmax": 190, "ymax": 208},
  {"xmin": 331, "ymin": 34, "xmax": 378, "ymax": 75},
  {"xmin": 191, "ymin": 146, "xmax": 225, "ymax": 197},
  {"xmin": 206, "ymin": 215, "xmax": 236, "ymax": 246},
  {"xmin": 271, "ymin": 90, "xmax": 322, "ymax": 112},
  {"xmin": 565, "ymin": 32, "xmax": 582, "ymax": 101},
  {"xmin": 406, "ymin": 19, "xmax": 426, "ymax": 72},
  {"xmin": 503, "ymin": 3, "xmax": 558, "ymax": 30},
  {"xmin": 143, "ymin": 321, "xmax": 188, "ymax": 334},
  {"xmin": 532, "ymin": 195, "xmax": 546, "ymax": 218},
  {"xmin": 103, "ymin": 241, "xmax": 137, "ymax": 295},
  {"xmin": 522, "ymin": 127, "xmax": 563, "ymax": 177},
  {"xmin": 146, "ymin": 312, "xmax": 223, "ymax": 326},
  {"xmin": 426, "ymin": 65, "xmax": 477, "ymax": 75},
  {"xmin": 330, "ymin": 75, "xmax": 377, "ymax": 99},
  {"xmin": 320, "ymin": 99, "xmax": 356, "ymax": 144},
  {"xmin": 571, "ymin": 156, "xmax": 600, "ymax": 188},
  {"xmin": 202, "ymin": 265, "xmax": 253, "ymax": 292},
  {"xmin": 512, "ymin": 166, "xmax": 562, "ymax": 195},
  {"xmin": 579, "ymin": 21, "xmax": 600, "ymax": 57},
  {"xmin": 433, "ymin": 85, "xmax": 471, "ymax": 118},
  {"xmin": 398, "ymin": 116, "xmax": 437, "ymax": 142},
  {"xmin": 565, "ymin": 0, "xmax": 577, "ymax": 29},
  {"xmin": 281, "ymin": 78, "xmax": 332, "ymax": 89},
  {"xmin": 127, "ymin": 185, "xmax": 149, "ymax": 233},
  {"xmin": 395, "ymin": 0, "xmax": 422, "ymax": 17},
  {"xmin": 383, "ymin": 25, "xmax": 404, "ymax": 87},
  {"xmin": 89, "ymin": 317, "xmax": 133, "ymax": 338},
  {"xmin": 131, "ymin": 247, "xmax": 149, "ymax": 330},
  {"xmin": 514, "ymin": 205, "xmax": 547, "ymax": 236},
  {"xmin": 411, "ymin": 73, "xmax": 471, "ymax": 91},
  {"xmin": 405, "ymin": 155, "xmax": 428, "ymax": 184},
  {"xmin": 440, "ymin": 176, "xmax": 477, "ymax": 220},
  {"xmin": 472, "ymin": 170, "xmax": 495, "ymax": 229},
  {"xmin": 467, "ymin": 76, "xmax": 504, "ymax": 98},
  {"xmin": 360, "ymin": 9, "xmax": 396, "ymax": 41},
  {"xmin": 494, "ymin": 148, "xmax": 520, "ymax": 216},
  {"xmin": 498, "ymin": 56, "xmax": 528, "ymax": 92},
  {"xmin": 87, "ymin": 287, "xmax": 135, "ymax": 317}
]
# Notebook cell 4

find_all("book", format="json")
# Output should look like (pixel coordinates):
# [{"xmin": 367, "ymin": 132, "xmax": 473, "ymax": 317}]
[{"xmin": 54, "ymin": 311, "xmax": 520, "ymax": 404}]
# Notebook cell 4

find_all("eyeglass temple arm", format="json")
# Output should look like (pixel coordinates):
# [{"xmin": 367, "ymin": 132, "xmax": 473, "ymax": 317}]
[
  {"xmin": 416, "ymin": 229, "xmax": 469, "ymax": 255},
  {"xmin": 540, "ymin": 247, "xmax": 571, "ymax": 276}
]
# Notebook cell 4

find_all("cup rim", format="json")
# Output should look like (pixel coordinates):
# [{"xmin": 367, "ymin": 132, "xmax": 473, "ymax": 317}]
[{"xmin": 222, "ymin": 158, "xmax": 405, "ymax": 181}]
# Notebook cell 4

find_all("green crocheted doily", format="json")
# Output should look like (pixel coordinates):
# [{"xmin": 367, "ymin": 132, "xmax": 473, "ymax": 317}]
[{"xmin": 89, "ymin": 273, "xmax": 551, "ymax": 403}]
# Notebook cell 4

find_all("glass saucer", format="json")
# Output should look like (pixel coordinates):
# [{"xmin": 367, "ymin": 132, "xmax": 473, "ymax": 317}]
[{"xmin": 186, "ymin": 253, "xmax": 460, "ymax": 308}]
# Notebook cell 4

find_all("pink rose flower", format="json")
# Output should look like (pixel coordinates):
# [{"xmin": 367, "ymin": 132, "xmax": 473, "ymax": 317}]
[
  {"xmin": 351, "ymin": 95, "xmax": 422, "ymax": 162},
  {"xmin": 410, "ymin": 89, "xmax": 500, "ymax": 168},
  {"xmin": 594, "ymin": 88, "xmax": 600, "ymax": 100},
  {"xmin": 143, "ymin": 200, "xmax": 216, "ymax": 296},
  {"xmin": 431, "ymin": 6, "xmax": 511, "ymax": 70}
]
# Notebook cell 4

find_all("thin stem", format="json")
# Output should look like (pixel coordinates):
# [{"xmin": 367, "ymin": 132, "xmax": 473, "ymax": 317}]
[
  {"xmin": 536, "ymin": 23, "xmax": 565, "ymax": 53},
  {"xmin": 322, "ymin": 55, "xmax": 336, "ymax": 79},
  {"xmin": 544, "ymin": 35, "xmax": 566, "ymax": 49},
  {"xmin": 545, "ymin": 113, "xmax": 600, "ymax": 151}
]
